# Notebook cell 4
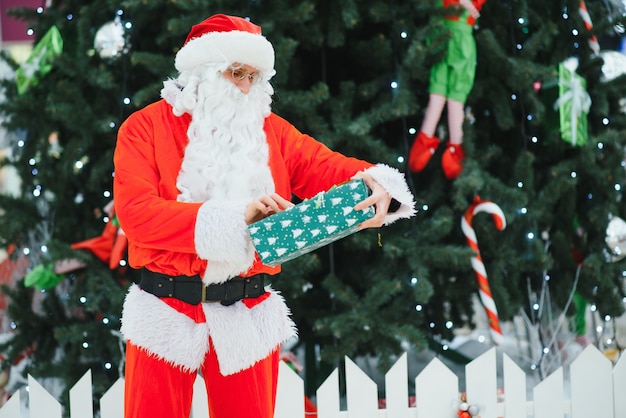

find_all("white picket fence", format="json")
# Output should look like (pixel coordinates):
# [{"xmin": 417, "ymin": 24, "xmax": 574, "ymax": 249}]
[{"xmin": 0, "ymin": 344, "xmax": 624, "ymax": 418}]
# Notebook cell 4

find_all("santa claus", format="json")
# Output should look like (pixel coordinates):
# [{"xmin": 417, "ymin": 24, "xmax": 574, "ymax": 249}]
[{"xmin": 114, "ymin": 14, "xmax": 415, "ymax": 418}]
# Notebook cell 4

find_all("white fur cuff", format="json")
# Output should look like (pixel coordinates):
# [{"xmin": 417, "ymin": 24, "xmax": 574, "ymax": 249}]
[
  {"xmin": 195, "ymin": 200, "xmax": 256, "ymax": 284},
  {"xmin": 363, "ymin": 164, "xmax": 416, "ymax": 224}
]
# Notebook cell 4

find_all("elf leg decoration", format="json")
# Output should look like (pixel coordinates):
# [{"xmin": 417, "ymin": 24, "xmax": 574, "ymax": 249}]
[
  {"xmin": 442, "ymin": 98, "xmax": 466, "ymax": 179},
  {"xmin": 409, "ymin": 2, "xmax": 484, "ymax": 179}
]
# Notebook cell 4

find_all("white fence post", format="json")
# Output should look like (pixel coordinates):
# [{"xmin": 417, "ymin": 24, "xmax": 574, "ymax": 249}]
[
  {"xmin": 467, "ymin": 348, "xmax": 498, "ymax": 418},
  {"xmin": 274, "ymin": 360, "xmax": 304, "ymax": 418},
  {"xmin": 384, "ymin": 353, "xmax": 410, "ymax": 418},
  {"xmin": 1, "ymin": 345, "xmax": 625, "ymax": 417},
  {"xmin": 570, "ymin": 345, "xmax": 614, "ymax": 418},
  {"xmin": 100, "ymin": 378, "xmax": 124, "ymax": 418},
  {"xmin": 190, "ymin": 374, "xmax": 209, "ymax": 418},
  {"xmin": 0, "ymin": 390, "xmax": 20, "ymax": 418},
  {"xmin": 415, "ymin": 356, "xmax": 459, "ymax": 417},
  {"xmin": 615, "ymin": 352, "xmax": 626, "ymax": 417},
  {"xmin": 28, "ymin": 374, "xmax": 62, "ymax": 418},
  {"xmin": 69, "ymin": 370, "xmax": 93, "ymax": 418},
  {"xmin": 502, "ymin": 354, "xmax": 527, "ymax": 418},
  {"xmin": 532, "ymin": 367, "xmax": 565, "ymax": 418},
  {"xmin": 317, "ymin": 368, "xmax": 341, "ymax": 418},
  {"xmin": 345, "ymin": 356, "xmax": 378, "ymax": 418}
]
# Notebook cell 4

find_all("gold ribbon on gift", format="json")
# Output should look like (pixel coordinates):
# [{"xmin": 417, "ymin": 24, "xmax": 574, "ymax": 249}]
[
  {"xmin": 15, "ymin": 25, "xmax": 64, "ymax": 95},
  {"xmin": 553, "ymin": 62, "xmax": 591, "ymax": 146}
]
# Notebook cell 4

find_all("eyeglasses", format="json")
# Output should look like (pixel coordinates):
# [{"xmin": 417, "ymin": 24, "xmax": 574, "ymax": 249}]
[{"xmin": 229, "ymin": 66, "xmax": 262, "ymax": 84}]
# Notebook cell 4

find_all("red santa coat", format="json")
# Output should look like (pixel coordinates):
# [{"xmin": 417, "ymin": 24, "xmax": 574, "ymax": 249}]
[{"xmin": 114, "ymin": 99, "xmax": 415, "ymax": 375}]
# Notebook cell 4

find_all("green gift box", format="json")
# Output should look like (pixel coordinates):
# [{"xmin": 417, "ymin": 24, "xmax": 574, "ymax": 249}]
[
  {"xmin": 539, "ymin": 59, "xmax": 591, "ymax": 147},
  {"xmin": 248, "ymin": 179, "xmax": 375, "ymax": 266},
  {"xmin": 554, "ymin": 61, "xmax": 591, "ymax": 146}
]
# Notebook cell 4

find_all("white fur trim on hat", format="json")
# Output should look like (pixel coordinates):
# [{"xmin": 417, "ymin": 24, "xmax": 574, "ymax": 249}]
[{"xmin": 175, "ymin": 30, "xmax": 275, "ymax": 75}]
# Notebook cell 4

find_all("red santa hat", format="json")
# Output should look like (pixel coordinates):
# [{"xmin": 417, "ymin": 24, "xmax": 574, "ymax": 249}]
[{"xmin": 175, "ymin": 14, "xmax": 275, "ymax": 75}]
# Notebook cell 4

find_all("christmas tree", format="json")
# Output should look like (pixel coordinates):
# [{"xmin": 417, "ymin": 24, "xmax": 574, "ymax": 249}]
[{"xmin": 1, "ymin": 0, "xmax": 625, "ymax": 409}]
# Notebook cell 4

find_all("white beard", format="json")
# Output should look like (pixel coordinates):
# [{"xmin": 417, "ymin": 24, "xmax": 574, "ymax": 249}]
[{"xmin": 163, "ymin": 66, "xmax": 275, "ymax": 203}]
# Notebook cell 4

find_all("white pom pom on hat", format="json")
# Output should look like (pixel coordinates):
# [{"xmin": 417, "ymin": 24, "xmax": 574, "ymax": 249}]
[{"xmin": 175, "ymin": 14, "xmax": 275, "ymax": 75}]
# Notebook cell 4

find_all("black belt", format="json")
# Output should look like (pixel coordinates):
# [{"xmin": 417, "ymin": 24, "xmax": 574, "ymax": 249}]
[{"xmin": 139, "ymin": 269, "xmax": 266, "ymax": 306}]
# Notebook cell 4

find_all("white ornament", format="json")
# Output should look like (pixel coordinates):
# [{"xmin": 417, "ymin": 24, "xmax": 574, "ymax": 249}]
[{"xmin": 94, "ymin": 17, "xmax": 129, "ymax": 59}]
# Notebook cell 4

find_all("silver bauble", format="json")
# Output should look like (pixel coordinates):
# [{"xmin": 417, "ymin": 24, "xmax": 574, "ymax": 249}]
[
  {"xmin": 600, "ymin": 50, "xmax": 626, "ymax": 83},
  {"xmin": 94, "ymin": 18, "xmax": 128, "ymax": 59},
  {"xmin": 605, "ymin": 215, "xmax": 626, "ymax": 262}
]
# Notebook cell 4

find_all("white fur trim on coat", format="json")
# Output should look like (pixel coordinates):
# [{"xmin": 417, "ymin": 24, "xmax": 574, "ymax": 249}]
[
  {"xmin": 195, "ymin": 199, "xmax": 257, "ymax": 284},
  {"xmin": 120, "ymin": 284, "xmax": 297, "ymax": 375},
  {"xmin": 362, "ymin": 164, "xmax": 416, "ymax": 224},
  {"xmin": 175, "ymin": 30, "xmax": 275, "ymax": 76},
  {"xmin": 203, "ymin": 290, "xmax": 297, "ymax": 375},
  {"xmin": 120, "ymin": 284, "xmax": 210, "ymax": 373}
]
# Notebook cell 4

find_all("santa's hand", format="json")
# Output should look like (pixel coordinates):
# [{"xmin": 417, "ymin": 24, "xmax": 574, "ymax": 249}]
[
  {"xmin": 351, "ymin": 172, "xmax": 392, "ymax": 230},
  {"xmin": 245, "ymin": 194, "xmax": 294, "ymax": 225}
]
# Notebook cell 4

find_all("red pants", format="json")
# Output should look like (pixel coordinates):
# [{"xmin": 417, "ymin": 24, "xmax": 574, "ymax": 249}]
[{"xmin": 124, "ymin": 340, "xmax": 280, "ymax": 418}]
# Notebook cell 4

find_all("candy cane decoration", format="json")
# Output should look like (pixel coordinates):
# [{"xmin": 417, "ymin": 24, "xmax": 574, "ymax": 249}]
[
  {"xmin": 579, "ymin": 0, "xmax": 600, "ymax": 55},
  {"xmin": 461, "ymin": 198, "xmax": 506, "ymax": 345}
]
